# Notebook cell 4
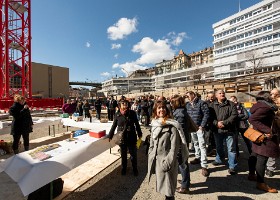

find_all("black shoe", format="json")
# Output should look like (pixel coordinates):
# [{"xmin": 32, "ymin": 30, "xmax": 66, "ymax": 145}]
[
  {"xmin": 266, "ymin": 170, "xmax": 274, "ymax": 177},
  {"xmin": 228, "ymin": 168, "xmax": 236, "ymax": 175},
  {"xmin": 133, "ymin": 169, "xmax": 139, "ymax": 176},
  {"xmin": 121, "ymin": 169, "xmax": 126, "ymax": 176},
  {"xmin": 212, "ymin": 161, "xmax": 222, "ymax": 166}
]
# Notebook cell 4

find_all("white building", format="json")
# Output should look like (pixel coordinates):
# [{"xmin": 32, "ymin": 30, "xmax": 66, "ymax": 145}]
[{"xmin": 213, "ymin": 0, "xmax": 280, "ymax": 79}]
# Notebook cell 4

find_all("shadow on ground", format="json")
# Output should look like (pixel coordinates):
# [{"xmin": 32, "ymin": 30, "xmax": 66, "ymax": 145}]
[{"xmin": 64, "ymin": 145, "xmax": 148, "ymax": 200}]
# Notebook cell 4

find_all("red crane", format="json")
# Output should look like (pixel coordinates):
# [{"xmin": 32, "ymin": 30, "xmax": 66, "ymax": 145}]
[{"xmin": 0, "ymin": 0, "xmax": 31, "ymax": 99}]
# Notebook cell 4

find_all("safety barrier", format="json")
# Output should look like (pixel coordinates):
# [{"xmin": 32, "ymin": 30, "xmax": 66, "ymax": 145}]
[{"xmin": 0, "ymin": 98, "xmax": 64, "ymax": 111}]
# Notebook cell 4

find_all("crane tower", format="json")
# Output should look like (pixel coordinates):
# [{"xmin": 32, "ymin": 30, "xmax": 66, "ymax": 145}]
[{"xmin": 0, "ymin": 0, "xmax": 31, "ymax": 98}]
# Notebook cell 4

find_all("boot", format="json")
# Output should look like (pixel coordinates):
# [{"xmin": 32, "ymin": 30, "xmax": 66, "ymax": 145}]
[
  {"xmin": 13, "ymin": 149, "xmax": 19, "ymax": 154},
  {"xmin": 256, "ymin": 183, "xmax": 278, "ymax": 193},
  {"xmin": 24, "ymin": 146, "xmax": 29, "ymax": 151}
]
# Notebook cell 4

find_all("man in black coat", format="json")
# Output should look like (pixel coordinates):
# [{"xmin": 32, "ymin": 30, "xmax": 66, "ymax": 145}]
[
  {"xmin": 107, "ymin": 96, "xmax": 118, "ymax": 121},
  {"xmin": 108, "ymin": 100, "xmax": 142, "ymax": 176},
  {"xmin": 209, "ymin": 90, "xmax": 238, "ymax": 175},
  {"xmin": 94, "ymin": 97, "xmax": 102, "ymax": 119}
]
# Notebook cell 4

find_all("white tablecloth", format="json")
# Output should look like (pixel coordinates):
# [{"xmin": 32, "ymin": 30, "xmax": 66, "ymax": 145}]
[
  {"xmin": 0, "ymin": 120, "xmax": 115, "ymax": 196},
  {"xmin": 61, "ymin": 118, "xmax": 113, "ymax": 133}
]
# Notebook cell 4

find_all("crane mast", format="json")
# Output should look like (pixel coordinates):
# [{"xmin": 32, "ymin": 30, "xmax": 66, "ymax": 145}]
[{"xmin": 0, "ymin": 0, "xmax": 31, "ymax": 98}]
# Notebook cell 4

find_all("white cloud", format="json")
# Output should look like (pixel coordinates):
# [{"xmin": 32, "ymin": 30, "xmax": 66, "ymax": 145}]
[
  {"xmin": 100, "ymin": 72, "xmax": 110, "ymax": 77},
  {"xmin": 114, "ymin": 54, "xmax": 119, "ymax": 59},
  {"xmin": 112, "ymin": 63, "xmax": 120, "ymax": 69},
  {"xmin": 132, "ymin": 37, "xmax": 175, "ymax": 64},
  {"xmin": 107, "ymin": 17, "xmax": 138, "ymax": 40},
  {"xmin": 111, "ymin": 33, "xmax": 189, "ymax": 76},
  {"xmin": 111, "ymin": 43, "xmax": 122, "ymax": 49},
  {"xmin": 112, "ymin": 62, "xmax": 147, "ymax": 76},
  {"xmin": 167, "ymin": 32, "xmax": 190, "ymax": 46},
  {"xmin": 85, "ymin": 41, "xmax": 91, "ymax": 48}
]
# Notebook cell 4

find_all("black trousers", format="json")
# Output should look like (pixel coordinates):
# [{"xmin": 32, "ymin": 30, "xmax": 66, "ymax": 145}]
[
  {"xmin": 236, "ymin": 128, "xmax": 252, "ymax": 155},
  {"xmin": 13, "ymin": 133, "xmax": 29, "ymax": 152},
  {"xmin": 109, "ymin": 109, "xmax": 115, "ymax": 121},
  {"xmin": 120, "ymin": 143, "xmax": 137, "ymax": 171},
  {"xmin": 249, "ymin": 152, "xmax": 269, "ymax": 183},
  {"xmin": 96, "ymin": 109, "xmax": 101, "ymax": 119}
]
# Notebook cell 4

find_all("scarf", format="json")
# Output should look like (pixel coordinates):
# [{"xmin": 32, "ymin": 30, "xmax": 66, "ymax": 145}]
[
  {"xmin": 151, "ymin": 118, "xmax": 187, "ymax": 144},
  {"xmin": 258, "ymin": 100, "xmax": 278, "ymax": 111}
]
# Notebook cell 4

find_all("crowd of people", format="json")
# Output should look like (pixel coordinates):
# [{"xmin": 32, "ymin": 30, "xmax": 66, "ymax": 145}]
[
  {"xmin": 10, "ymin": 87, "xmax": 280, "ymax": 200},
  {"xmin": 107, "ymin": 88, "xmax": 280, "ymax": 200}
]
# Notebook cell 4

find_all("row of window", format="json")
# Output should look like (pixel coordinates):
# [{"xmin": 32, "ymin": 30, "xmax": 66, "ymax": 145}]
[
  {"xmin": 229, "ymin": 3, "xmax": 272, "ymax": 25},
  {"xmin": 215, "ymin": 66, "xmax": 280, "ymax": 79},
  {"xmin": 235, "ymin": 24, "xmax": 272, "ymax": 41},
  {"xmin": 215, "ymin": 5, "xmax": 277, "ymax": 41},
  {"xmin": 215, "ymin": 33, "xmax": 279, "ymax": 55}
]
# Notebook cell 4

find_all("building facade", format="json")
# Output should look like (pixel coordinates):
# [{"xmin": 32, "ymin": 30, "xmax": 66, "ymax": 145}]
[
  {"xmin": 32, "ymin": 62, "xmax": 69, "ymax": 98},
  {"xmin": 213, "ymin": 0, "xmax": 280, "ymax": 79},
  {"xmin": 154, "ymin": 48, "xmax": 214, "ymax": 90},
  {"xmin": 101, "ymin": 68, "xmax": 155, "ymax": 96}
]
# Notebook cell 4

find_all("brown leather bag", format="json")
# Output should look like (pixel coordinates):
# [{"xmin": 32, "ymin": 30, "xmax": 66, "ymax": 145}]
[{"xmin": 244, "ymin": 127, "xmax": 265, "ymax": 144}]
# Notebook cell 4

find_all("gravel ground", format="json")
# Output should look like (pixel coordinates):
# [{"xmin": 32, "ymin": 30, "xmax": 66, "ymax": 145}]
[{"xmin": 1, "ymin": 118, "xmax": 280, "ymax": 200}]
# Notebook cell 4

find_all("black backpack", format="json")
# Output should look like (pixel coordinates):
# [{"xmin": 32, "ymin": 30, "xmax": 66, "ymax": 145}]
[{"xmin": 28, "ymin": 178, "xmax": 64, "ymax": 200}]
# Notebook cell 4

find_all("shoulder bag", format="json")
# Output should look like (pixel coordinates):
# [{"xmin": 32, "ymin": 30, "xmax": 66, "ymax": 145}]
[{"xmin": 244, "ymin": 127, "xmax": 265, "ymax": 144}]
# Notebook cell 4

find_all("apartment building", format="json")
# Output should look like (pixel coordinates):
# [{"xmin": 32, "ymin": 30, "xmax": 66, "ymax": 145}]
[
  {"xmin": 101, "ymin": 68, "xmax": 155, "ymax": 96},
  {"xmin": 213, "ymin": 0, "xmax": 280, "ymax": 79},
  {"xmin": 154, "ymin": 48, "xmax": 214, "ymax": 90}
]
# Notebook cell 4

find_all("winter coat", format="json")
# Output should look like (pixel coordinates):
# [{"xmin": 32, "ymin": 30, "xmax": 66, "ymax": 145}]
[
  {"xmin": 94, "ymin": 99, "xmax": 102, "ymax": 111},
  {"xmin": 62, "ymin": 103, "xmax": 76, "ymax": 114},
  {"xmin": 9, "ymin": 102, "xmax": 33, "ymax": 135},
  {"xmin": 209, "ymin": 99, "xmax": 238, "ymax": 134},
  {"xmin": 186, "ymin": 98, "xmax": 209, "ymax": 128},
  {"xmin": 148, "ymin": 120, "xmax": 180, "ymax": 197},
  {"xmin": 173, "ymin": 107, "xmax": 190, "ymax": 143},
  {"xmin": 108, "ymin": 110, "xmax": 142, "ymax": 145},
  {"xmin": 82, "ymin": 103, "xmax": 91, "ymax": 115},
  {"xmin": 249, "ymin": 101, "xmax": 280, "ymax": 158}
]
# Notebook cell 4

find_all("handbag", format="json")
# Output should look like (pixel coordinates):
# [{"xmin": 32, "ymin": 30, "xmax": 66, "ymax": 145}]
[
  {"xmin": 186, "ymin": 113, "xmax": 199, "ymax": 134},
  {"xmin": 244, "ymin": 127, "xmax": 265, "ymax": 144}
]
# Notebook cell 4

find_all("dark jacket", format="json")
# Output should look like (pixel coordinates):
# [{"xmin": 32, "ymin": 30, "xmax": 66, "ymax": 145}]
[
  {"xmin": 235, "ymin": 102, "xmax": 249, "ymax": 129},
  {"xmin": 94, "ymin": 99, "xmax": 102, "ymax": 111},
  {"xmin": 186, "ymin": 98, "xmax": 209, "ymax": 128},
  {"xmin": 209, "ymin": 99, "xmax": 238, "ymax": 134},
  {"xmin": 173, "ymin": 107, "xmax": 190, "ymax": 143},
  {"xmin": 249, "ymin": 101, "xmax": 279, "ymax": 158},
  {"xmin": 9, "ymin": 102, "xmax": 33, "ymax": 135},
  {"xmin": 108, "ymin": 99, "xmax": 118, "ymax": 110},
  {"xmin": 108, "ymin": 110, "xmax": 142, "ymax": 144}
]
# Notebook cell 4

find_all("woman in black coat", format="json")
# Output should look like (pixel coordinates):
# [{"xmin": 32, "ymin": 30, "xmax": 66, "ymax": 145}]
[
  {"xmin": 9, "ymin": 94, "xmax": 33, "ymax": 154},
  {"xmin": 108, "ymin": 99, "xmax": 142, "ymax": 176},
  {"xmin": 248, "ymin": 91, "xmax": 279, "ymax": 193}
]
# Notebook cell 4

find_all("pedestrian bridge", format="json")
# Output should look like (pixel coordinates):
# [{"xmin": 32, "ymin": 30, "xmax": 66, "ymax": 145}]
[{"xmin": 69, "ymin": 81, "xmax": 102, "ymax": 87}]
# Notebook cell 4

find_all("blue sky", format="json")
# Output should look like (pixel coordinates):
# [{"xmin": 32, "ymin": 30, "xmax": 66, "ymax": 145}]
[{"xmin": 31, "ymin": 0, "xmax": 261, "ymax": 83}]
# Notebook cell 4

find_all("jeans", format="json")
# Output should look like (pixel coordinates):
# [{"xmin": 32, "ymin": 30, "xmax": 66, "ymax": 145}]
[
  {"xmin": 191, "ymin": 129, "xmax": 208, "ymax": 168},
  {"xmin": 266, "ymin": 157, "xmax": 276, "ymax": 172},
  {"xmin": 179, "ymin": 162, "xmax": 191, "ymax": 189},
  {"xmin": 214, "ymin": 132, "xmax": 237, "ymax": 170}
]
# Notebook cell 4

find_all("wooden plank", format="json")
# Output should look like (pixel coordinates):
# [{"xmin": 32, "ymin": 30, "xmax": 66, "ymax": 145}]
[{"xmin": 55, "ymin": 146, "xmax": 120, "ymax": 200}]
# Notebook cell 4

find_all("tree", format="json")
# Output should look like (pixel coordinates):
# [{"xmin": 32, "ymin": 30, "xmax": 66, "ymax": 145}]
[{"xmin": 245, "ymin": 50, "xmax": 264, "ymax": 74}]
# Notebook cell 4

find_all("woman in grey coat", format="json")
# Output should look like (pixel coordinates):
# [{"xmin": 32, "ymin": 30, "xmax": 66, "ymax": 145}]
[{"xmin": 148, "ymin": 100, "xmax": 187, "ymax": 200}]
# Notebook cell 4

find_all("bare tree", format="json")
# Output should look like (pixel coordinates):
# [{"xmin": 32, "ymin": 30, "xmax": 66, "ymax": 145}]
[{"xmin": 245, "ymin": 50, "xmax": 264, "ymax": 74}]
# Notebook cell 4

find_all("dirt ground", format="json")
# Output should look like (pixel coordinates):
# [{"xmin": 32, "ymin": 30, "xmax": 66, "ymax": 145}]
[{"xmin": 64, "ymin": 127, "xmax": 280, "ymax": 200}]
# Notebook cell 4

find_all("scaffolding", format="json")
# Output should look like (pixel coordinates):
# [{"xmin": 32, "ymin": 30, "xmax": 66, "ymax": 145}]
[{"xmin": 0, "ymin": 0, "xmax": 31, "ymax": 98}]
